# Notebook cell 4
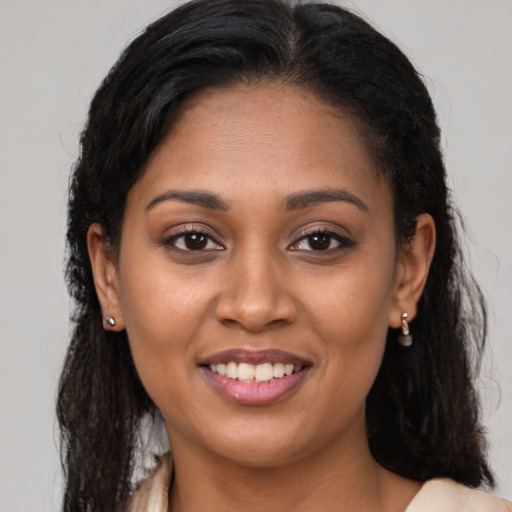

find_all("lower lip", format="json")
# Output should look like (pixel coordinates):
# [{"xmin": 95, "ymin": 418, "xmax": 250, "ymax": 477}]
[{"xmin": 201, "ymin": 367, "xmax": 310, "ymax": 405}]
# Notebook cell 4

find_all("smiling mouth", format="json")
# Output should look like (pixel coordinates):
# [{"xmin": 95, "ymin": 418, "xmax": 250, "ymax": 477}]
[
  {"xmin": 200, "ymin": 349, "xmax": 311, "ymax": 404},
  {"xmin": 208, "ymin": 362, "xmax": 304, "ymax": 383}
]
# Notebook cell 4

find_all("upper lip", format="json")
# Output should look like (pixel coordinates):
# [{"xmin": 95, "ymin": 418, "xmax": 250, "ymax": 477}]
[{"xmin": 199, "ymin": 348, "xmax": 311, "ymax": 366}]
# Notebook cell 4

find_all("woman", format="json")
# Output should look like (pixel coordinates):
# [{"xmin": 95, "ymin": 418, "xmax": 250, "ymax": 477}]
[{"xmin": 57, "ymin": 0, "xmax": 511, "ymax": 510}]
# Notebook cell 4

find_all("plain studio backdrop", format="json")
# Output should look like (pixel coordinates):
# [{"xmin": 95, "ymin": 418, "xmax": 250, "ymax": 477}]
[{"xmin": 0, "ymin": 1, "xmax": 510, "ymax": 510}]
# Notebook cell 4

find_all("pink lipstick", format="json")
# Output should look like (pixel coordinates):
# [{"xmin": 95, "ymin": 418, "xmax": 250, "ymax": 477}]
[{"xmin": 199, "ymin": 348, "xmax": 311, "ymax": 405}]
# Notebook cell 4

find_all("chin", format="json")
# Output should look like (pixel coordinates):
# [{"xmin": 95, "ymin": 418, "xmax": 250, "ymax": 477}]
[
  {"xmin": 199, "ymin": 421, "xmax": 320, "ymax": 469},
  {"xmin": 216, "ymin": 441, "xmax": 308, "ymax": 469}
]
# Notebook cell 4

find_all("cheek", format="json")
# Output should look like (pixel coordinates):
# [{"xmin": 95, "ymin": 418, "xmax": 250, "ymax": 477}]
[
  {"xmin": 116, "ymin": 249, "xmax": 215, "ymax": 401},
  {"xmin": 303, "ymin": 286, "xmax": 390, "ymax": 439},
  {"xmin": 304, "ymin": 252, "xmax": 396, "ymax": 388},
  {"xmin": 307, "ymin": 260, "xmax": 396, "ymax": 343},
  {"xmin": 118, "ymin": 240, "xmax": 208, "ymax": 338}
]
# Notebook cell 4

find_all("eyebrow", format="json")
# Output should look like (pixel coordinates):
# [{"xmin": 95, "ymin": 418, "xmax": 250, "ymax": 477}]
[
  {"xmin": 284, "ymin": 188, "xmax": 369, "ymax": 212},
  {"xmin": 145, "ymin": 189, "xmax": 230, "ymax": 212}
]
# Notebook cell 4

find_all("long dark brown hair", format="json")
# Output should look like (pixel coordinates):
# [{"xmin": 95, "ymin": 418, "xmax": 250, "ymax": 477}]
[{"xmin": 58, "ymin": 1, "xmax": 493, "ymax": 510}]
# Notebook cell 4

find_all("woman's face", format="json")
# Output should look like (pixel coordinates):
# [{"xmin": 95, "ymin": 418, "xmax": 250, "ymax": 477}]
[{"xmin": 106, "ymin": 83, "xmax": 411, "ymax": 466}]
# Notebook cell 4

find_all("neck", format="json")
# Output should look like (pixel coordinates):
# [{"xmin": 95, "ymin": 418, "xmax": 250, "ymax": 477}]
[{"xmin": 167, "ymin": 414, "xmax": 420, "ymax": 512}]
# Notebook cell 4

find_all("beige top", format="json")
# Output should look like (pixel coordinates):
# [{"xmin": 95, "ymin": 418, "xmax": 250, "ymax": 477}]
[
  {"xmin": 124, "ymin": 453, "xmax": 512, "ymax": 512},
  {"xmin": 406, "ymin": 479, "xmax": 512, "ymax": 512}
]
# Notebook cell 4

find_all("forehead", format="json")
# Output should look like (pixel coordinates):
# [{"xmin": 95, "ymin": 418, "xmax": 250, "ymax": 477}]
[
  {"xmin": 168, "ymin": 83, "xmax": 370, "ymax": 168},
  {"xmin": 131, "ymin": 82, "xmax": 390, "ymax": 214}
]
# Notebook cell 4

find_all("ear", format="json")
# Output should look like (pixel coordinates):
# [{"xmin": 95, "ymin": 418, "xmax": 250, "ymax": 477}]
[
  {"xmin": 389, "ymin": 213, "xmax": 436, "ymax": 328},
  {"xmin": 87, "ymin": 223, "xmax": 125, "ymax": 331}
]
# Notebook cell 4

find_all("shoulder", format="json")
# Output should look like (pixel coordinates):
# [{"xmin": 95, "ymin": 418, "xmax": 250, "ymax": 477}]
[
  {"xmin": 120, "ymin": 453, "xmax": 172, "ymax": 512},
  {"xmin": 406, "ymin": 479, "xmax": 512, "ymax": 512}
]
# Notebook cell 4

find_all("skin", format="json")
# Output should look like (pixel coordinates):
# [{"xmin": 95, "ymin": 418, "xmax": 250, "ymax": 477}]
[{"xmin": 88, "ymin": 83, "xmax": 435, "ymax": 512}]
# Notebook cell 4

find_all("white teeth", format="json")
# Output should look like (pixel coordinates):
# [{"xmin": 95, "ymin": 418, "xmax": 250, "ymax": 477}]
[
  {"xmin": 273, "ymin": 362, "xmax": 285, "ymax": 378},
  {"xmin": 226, "ymin": 361, "xmax": 238, "ymax": 379},
  {"xmin": 208, "ymin": 361, "xmax": 304, "ymax": 382},
  {"xmin": 254, "ymin": 363, "xmax": 274, "ymax": 382},
  {"xmin": 238, "ymin": 363, "xmax": 255, "ymax": 380}
]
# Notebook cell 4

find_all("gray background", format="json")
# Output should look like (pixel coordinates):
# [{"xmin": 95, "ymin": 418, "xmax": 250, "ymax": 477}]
[{"xmin": 0, "ymin": 1, "xmax": 510, "ymax": 510}]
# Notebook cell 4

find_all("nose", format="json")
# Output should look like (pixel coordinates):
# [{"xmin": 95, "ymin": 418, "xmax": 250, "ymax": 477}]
[{"xmin": 215, "ymin": 248, "xmax": 298, "ymax": 332}]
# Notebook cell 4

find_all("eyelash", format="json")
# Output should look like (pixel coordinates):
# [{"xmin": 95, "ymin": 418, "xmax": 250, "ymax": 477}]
[
  {"xmin": 162, "ymin": 227, "xmax": 224, "ymax": 252},
  {"xmin": 289, "ymin": 229, "xmax": 354, "ymax": 252},
  {"xmin": 162, "ymin": 226, "xmax": 353, "ymax": 254}
]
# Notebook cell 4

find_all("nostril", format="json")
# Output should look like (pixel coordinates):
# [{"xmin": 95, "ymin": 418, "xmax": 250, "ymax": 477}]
[{"xmin": 218, "ymin": 318, "xmax": 238, "ymax": 328}]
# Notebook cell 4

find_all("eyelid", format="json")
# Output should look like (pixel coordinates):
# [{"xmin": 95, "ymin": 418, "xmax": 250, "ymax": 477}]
[
  {"xmin": 293, "ymin": 222, "xmax": 351, "ymax": 240},
  {"xmin": 289, "ymin": 226, "xmax": 355, "ymax": 252},
  {"xmin": 162, "ymin": 224, "xmax": 225, "ymax": 251}
]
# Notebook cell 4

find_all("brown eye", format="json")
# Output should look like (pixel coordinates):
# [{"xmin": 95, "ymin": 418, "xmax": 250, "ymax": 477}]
[
  {"xmin": 183, "ymin": 233, "xmax": 208, "ymax": 250},
  {"xmin": 307, "ymin": 233, "xmax": 331, "ymax": 250},
  {"xmin": 290, "ymin": 230, "xmax": 354, "ymax": 253},
  {"xmin": 165, "ymin": 230, "xmax": 224, "ymax": 252}
]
